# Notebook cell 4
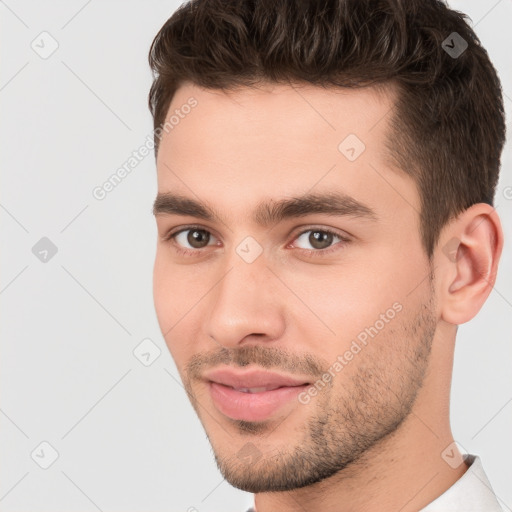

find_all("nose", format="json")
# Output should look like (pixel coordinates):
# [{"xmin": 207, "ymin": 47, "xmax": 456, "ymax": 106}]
[{"xmin": 205, "ymin": 255, "xmax": 286, "ymax": 349}]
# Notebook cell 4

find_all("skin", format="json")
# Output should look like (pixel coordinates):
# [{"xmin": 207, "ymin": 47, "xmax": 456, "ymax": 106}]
[{"xmin": 152, "ymin": 81, "xmax": 503, "ymax": 512}]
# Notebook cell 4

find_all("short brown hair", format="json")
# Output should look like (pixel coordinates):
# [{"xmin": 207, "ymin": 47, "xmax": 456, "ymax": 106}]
[{"xmin": 148, "ymin": 0, "xmax": 506, "ymax": 259}]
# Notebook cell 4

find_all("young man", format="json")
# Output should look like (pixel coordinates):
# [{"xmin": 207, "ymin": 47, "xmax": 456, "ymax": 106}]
[{"xmin": 149, "ymin": 0, "xmax": 506, "ymax": 510}]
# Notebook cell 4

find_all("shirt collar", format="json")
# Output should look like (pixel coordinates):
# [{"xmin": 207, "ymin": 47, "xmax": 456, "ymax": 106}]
[{"xmin": 420, "ymin": 454, "xmax": 503, "ymax": 511}]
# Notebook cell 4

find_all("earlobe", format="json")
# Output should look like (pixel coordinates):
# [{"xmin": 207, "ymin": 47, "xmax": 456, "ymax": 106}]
[{"xmin": 439, "ymin": 205, "xmax": 503, "ymax": 326}]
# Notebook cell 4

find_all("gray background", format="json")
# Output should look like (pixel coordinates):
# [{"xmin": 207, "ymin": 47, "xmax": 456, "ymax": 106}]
[{"xmin": 1, "ymin": 1, "xmax": 511, "ymax": 511}]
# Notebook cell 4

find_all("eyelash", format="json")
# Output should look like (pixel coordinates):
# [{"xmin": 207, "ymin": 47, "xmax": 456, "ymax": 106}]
[{"xmin": 162, "ymin": 225, "xmax": 351, "ymax": 258}]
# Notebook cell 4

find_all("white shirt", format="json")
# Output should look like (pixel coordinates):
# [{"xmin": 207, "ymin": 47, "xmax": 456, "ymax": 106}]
[
  {"xmin": 422, "ymin": 454, "xmax": 503, "ymax": 511},
  {"xmin": 244, "ymin": 454, "xmax": 503, "ymax": 511}
]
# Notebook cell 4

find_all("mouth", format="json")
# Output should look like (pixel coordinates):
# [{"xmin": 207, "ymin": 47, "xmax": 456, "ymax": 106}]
[
  {"xmin": 208, "ymin": 382, "xmax": 311, "ymax": 422},
  {"xmin": 203, "ymin": 367, "xmax": 312, "ymax": 422}
]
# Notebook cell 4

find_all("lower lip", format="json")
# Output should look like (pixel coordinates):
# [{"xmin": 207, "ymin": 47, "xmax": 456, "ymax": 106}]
[{"xmin": 208, "ymin": 381, "xmax": 310, "ymax": 422}]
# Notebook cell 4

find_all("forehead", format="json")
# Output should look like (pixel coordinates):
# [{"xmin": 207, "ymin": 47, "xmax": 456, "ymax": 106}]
[
  {"xmin": 155, "ymin": 81, "xmax": 418, "ymax": 223},
  {"xmin": 159, "ymin": 80, "xmax": 397, "ymax": 158}
]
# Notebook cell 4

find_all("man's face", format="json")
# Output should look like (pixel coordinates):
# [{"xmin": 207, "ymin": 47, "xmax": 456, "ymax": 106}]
[{"xmin": 153, "ymin": 82, "xmax": 438, "ymax": 492}]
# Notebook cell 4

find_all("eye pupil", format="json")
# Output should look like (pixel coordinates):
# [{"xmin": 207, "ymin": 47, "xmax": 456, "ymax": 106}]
[
  {"xmin": 310, "ymin": 231, "xmax": 333, "ymax": 249},
  {"xmin": 188, "ymin": 229, "xmax": 210, "ymax": 248}
]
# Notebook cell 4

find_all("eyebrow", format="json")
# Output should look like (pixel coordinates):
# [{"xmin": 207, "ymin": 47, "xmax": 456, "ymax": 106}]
[{"xmin": 152, "ymin": 191, "xmax": 378, "ymax": 227}]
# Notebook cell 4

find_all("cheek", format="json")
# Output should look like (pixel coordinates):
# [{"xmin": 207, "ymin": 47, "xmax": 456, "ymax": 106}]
[
  {"xmin": 153, "ymin": 253, "xmax": 201, "ymax": 322},
  {"xmin": 152, "ymin": 255, "xmax": 189, "ymax": 353},
  {"xmin": 276, "ymin": 252, "xmax": 419, "ymax": 362},
  {"xmin": 152, "ymin": 254, "xmax": 209, "ymax": 362},
  {"xmin": 152, "ymin": 254, "xmax": 174, "ymax": 328}
]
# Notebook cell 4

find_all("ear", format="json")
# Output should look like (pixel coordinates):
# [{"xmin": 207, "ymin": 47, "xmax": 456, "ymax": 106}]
[{"xmin": 436, "ymin": 203, "xmax": 503, "ymax": 325}]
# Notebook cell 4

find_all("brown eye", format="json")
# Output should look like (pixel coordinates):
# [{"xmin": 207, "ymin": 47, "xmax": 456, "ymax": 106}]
[
  {"xmin": 309, "ymin": 230, "xmax": 334, "ymax": 249},
  {"xmin": 169, "ymin": 228, "xmax": 216, "ymax": 251},
  {"xmin": 294, "ymin": 229, "xmax": 341, "ymax": 251},
  {"xmin": 291, "ymin": 227, "xmax": 351, "ymax": 258},
  {"xmin": 185, "ymin": 229, "xmax": 211, "ymax": 248}
]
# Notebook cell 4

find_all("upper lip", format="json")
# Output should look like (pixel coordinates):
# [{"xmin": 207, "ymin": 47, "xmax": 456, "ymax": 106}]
[{"xmin": 203, "ymin": 367, "xmax": 311, "ymax": 390}]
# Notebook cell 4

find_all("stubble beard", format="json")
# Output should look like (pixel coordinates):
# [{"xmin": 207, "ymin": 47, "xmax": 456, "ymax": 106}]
[{"xmin": 183, "ymin": 288, "xmax": 436, "ymax": 493}]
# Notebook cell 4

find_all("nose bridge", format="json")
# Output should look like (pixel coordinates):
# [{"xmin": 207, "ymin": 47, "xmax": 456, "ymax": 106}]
[{"xmin": 205, "ymin": 246, "xmax": 285, "ymax": 346}]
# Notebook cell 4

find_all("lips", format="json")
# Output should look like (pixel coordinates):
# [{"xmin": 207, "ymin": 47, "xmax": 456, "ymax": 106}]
[
  {"xmin": 203, "ymin": 367, "xmax": 312, "ymax": 421},
  {"xmin": 203, "ymin": 367, "xmax": 311, "ymax": 390}
]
